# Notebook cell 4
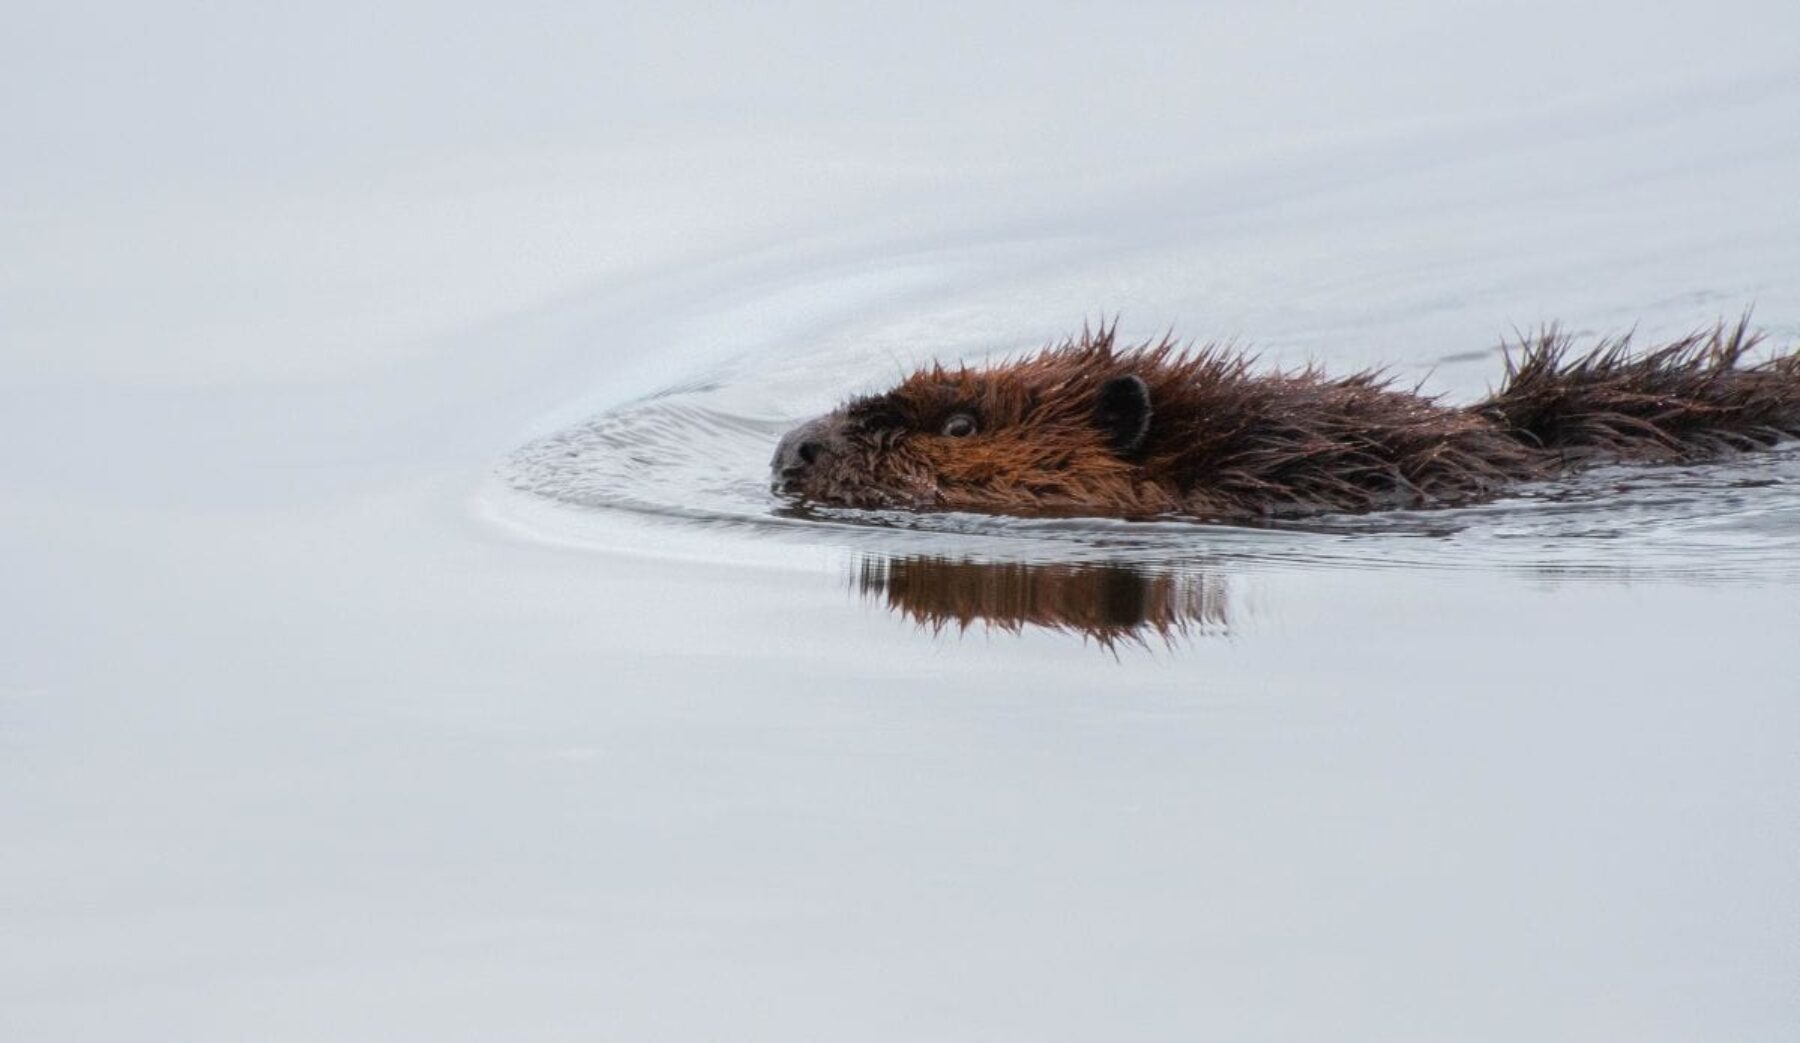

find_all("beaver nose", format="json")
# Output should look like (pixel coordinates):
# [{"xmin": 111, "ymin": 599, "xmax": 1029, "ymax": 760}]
[{"xmin": 771, "ymin": 416, "xmax": 841, "ymax": 487}]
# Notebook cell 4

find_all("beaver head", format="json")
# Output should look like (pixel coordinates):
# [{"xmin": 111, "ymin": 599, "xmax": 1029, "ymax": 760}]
[{"xmin": 771, "ymin": 334, "xmax": 1177, "ymax": 516}]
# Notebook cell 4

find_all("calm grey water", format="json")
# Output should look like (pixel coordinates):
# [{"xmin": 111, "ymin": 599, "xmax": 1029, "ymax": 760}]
[{"xmin": 6, "ymin": 4, "xmax": 1800, "ymax": 1040}]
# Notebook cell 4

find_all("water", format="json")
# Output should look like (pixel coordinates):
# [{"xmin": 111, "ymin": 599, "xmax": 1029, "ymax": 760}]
[{"xmin": 7, "ymin": 5, "xmax": 1800, "ymax": 1040}]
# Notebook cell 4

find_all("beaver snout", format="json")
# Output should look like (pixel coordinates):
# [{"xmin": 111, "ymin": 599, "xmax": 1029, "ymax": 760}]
[{"xmin": 771, "ymin": 414, "xmax": 847, "ymax": 492}]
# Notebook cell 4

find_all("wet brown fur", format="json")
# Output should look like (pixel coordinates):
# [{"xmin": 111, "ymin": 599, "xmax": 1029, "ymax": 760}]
[{"xmin": 777, "ymin": 317, "xmax": 1800, "ymax": 521}]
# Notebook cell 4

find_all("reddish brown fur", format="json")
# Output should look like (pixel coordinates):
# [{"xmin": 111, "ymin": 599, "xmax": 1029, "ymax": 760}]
[{"xmin": 773, "ymin": 319, "xmax": 1800, "ymax": 522}]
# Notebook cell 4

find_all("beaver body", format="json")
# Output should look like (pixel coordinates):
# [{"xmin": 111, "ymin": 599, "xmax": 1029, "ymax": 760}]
[{"xmin": 771, "ymin": 320, "xmax": 1800, "ymax": 521}]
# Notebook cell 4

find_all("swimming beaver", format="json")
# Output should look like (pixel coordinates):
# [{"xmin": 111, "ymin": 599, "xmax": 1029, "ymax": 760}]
[{"xmin": 771, "ymin": 319, "xmax": 1800, "ymax": 521}]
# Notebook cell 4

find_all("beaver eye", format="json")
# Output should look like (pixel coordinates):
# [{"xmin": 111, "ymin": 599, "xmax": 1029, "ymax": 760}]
[{"xmin": 941, "ymin": 413, "xmax": 978, "ymax": 438}]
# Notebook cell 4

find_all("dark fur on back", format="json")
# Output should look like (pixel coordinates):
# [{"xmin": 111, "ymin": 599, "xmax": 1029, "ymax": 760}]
[
  {"xmin": 772, "ymin": 319, "xmax": 1800, "ymax": 521},
  {"xmin": 1482, "ymin": 317, "xmax": 1800, "ymax": 462},
  {"xmin": 1120, "ymin": 337, "xmax": 1542, "ymax": 517}
]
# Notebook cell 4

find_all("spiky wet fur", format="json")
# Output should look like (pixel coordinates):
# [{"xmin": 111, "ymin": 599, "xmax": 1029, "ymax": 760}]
[{"xmin": 780, "ymin": 319, "xmax": 1800, "ymax": 521}]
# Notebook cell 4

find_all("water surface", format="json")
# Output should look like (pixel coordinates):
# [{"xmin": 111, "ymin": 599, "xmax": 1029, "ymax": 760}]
[{"xmin": 7, "ymin": 11, "xmax": 1800, "ymax": 1040}]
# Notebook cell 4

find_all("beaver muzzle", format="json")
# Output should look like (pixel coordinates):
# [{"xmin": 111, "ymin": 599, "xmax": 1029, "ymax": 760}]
[{"xmin": 770, "ymin": 414, "xmax": 847, "ymax": 494}]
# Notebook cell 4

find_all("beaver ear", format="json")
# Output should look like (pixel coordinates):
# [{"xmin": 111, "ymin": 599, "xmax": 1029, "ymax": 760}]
[{"xmin": 1095, "ymin": 374, "xmax": 1152, "ymax": 455}]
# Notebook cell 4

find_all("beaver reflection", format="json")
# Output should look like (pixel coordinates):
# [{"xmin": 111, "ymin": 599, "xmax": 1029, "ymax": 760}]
[{"xmin": 857, "ymin": 556, "xmax": 1228, "ymax": 647}]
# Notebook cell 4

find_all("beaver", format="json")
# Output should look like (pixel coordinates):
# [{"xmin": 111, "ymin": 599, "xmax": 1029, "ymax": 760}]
[{"xmin": 771, "ymin": 318, "xmax": 1800, "ymax": 521}]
